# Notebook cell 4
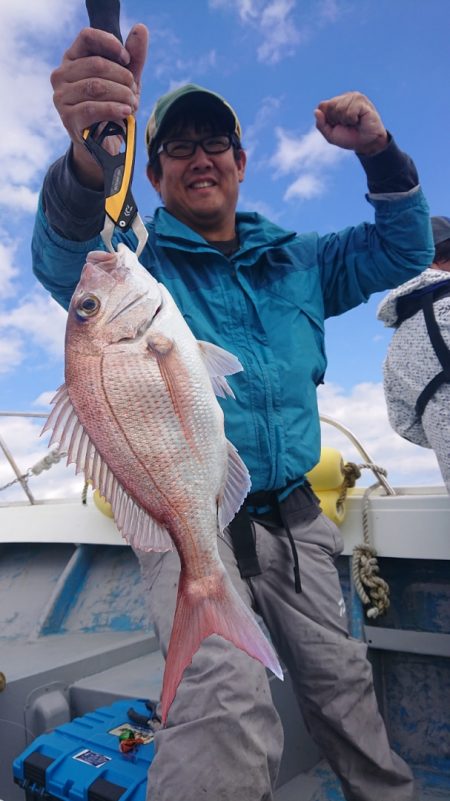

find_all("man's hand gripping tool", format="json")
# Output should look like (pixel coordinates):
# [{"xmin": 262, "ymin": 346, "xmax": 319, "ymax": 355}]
[{"xmin": 83, "ymin": 0, "xmax": 148, "ymax": 257}]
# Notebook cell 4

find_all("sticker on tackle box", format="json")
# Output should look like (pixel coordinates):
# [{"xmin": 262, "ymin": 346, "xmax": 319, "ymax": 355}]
[
  {"xmin": 109, "ymin": 722, "xmax": 155, "ymax": 744},
  {"xmin": 73, "ymin": 749, "xmax": 112, "ymax": 768}
]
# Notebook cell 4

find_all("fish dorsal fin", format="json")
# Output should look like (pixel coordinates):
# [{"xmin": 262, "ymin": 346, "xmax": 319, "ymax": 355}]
[
  {"xmin": 218, "ymin": 441, "xmax": 251, "ymax": 532},
  {"xmin": 42, "ymin": 385, "xmax": 173, "ymax": 553},
  {"xmin": 197, "ymin": 341, "xmax": 243, "ymax": 399}
]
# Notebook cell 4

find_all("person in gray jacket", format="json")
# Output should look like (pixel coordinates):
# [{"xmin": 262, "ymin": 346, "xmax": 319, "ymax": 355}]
[{"xmin": 378, "ymin": 216, "xmax": 450, "ymax": 493}]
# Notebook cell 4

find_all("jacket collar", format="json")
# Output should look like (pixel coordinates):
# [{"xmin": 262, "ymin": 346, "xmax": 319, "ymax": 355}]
[{"xmin": 152, "ymin": 206, "xmax": 296, "ymax": 257}]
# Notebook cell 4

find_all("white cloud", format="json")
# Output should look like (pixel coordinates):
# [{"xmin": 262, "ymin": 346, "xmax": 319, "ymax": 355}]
[
  {"xmin": 33, "ymin": 391, "xmax": 57, "ymax": 408},
  {"xmin": 209, "ymin": 0, "xmax": 260, "ymax": 23},
  {"xmin": 0, "ymin": 292, "xmax": 67, "ymax": 372},
  {"xmin": 317, "ymin": 382, "xmax": 444, "ymax": 488},
  {"xmin": 257, "ymin": 0, "xmax": 302, "ymax": 64},
  {"xmin": 244, "ymin": 95, "xmax": 281, "ymax": 157},
  {"xmin": 0, "ymin": 415, "xmax": 82, "ymax": 503},
  {"xmin": 210, "ymin": 0, "xmax": 302, "ymax": 64},
  {"xmin": 0, "ymin": 0, "xmax": 77, "ymax": 32},
  {"xmin": 272, "ymin": 125, "xmax": 347, "ymax": 174},
  {"xmin": 0, "ymin": 240, "xmax": 20, "ymax": 299},
  {"xmin": 270, "ymin": 124, "xmax": 350, "ymax": 201},
  {"xmin": 209, "ymin": 0, "xmax": 343, "ymax": 65},
  {"xmin": 150, "ymin": 22, "xmax": 217, "ymax": 84},
  {"xmin": 284, "ymin": 173, "xmax": 324, "ymax": 200},
  {"xmin": 0, "ymin": 185, "xmax": 39, "ymax": 215},
  {"xmin": 0, "ymin": 1, "xmax": 79, "ymax": 215},
  {"xmin": 238, "ymin": 192, "xmax": 281, "ymax": 221},
  {"xmin": 0, "ymin": 336, "xmax": 24, "ymax": 376}
]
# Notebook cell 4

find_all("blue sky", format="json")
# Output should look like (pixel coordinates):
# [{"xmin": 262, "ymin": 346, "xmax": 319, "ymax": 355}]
[{"xmin": 1, "ymin": 0, "xmax": 449, "ymax": 498}]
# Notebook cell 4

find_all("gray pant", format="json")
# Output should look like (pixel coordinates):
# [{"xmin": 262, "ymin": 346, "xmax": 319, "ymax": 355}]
[{"xmin": 138, "ymin": 511, "xmax": 415, "ymax": 801}]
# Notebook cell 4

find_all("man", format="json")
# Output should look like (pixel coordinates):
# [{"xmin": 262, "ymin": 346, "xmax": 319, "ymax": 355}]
[
  {"xmin": 33, "ymin": 23, "xmax": 433, "ymax": 801},
  {"xmin": 378, "ymin": 216, "xmax": 450, "ymax": 494}
]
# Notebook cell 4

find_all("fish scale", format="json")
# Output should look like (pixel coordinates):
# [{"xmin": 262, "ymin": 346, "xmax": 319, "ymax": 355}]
[{"xmin": 100, "ymin": 349, "xmax": 222, "ymax": 532}]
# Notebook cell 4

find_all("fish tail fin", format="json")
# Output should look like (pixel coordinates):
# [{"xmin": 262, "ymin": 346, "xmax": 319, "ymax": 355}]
[{"xmin": 160, "ymin": 570, "xmax": 283, "ymax": 723}]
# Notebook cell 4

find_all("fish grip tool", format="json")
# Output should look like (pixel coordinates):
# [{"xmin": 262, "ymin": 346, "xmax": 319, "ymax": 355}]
[{"xmin": 83, "ymin": 0, "xmax": 148, "ymax": 257}]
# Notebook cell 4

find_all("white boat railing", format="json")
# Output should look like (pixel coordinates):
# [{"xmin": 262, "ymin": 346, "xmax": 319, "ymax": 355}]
[
  {"xmin": 319, "ymin": 415, "xmax": 395, "ymax": 495},
  {"xmin": 0, "ymin": 410, "xmax": 396, "ymax": 506},
  {"xmin": 0, "ymin": 411, "xmax": 58, "ymax": 505}
]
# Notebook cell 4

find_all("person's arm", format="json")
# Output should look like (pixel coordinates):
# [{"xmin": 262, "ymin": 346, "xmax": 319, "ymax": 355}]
[
  {"xmin": 42, "ymin": 148, "xmax": 105, "ymax": 242},
  {"xmin": 32, "ymin": 25, "xmax": 148, "ymax": 307},
  {"xmin": 313, "ymin": 92, "xmax": 433, "ymax": 316},
  {"xmin": 315, "ymin": 91, "xmax": 389, "ymax": 156},
  {"xmin": 356, "ymin": 135, "xmax": 418, "ymax": 195},
  {"xmin": 50, "ymin": 24, "xmax": 147, "ymax": 190}
]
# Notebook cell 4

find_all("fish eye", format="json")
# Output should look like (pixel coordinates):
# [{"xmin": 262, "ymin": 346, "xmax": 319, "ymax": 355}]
[{"xmin": 77, "ymin": 294, "xmax": 100, "ymax": 318}]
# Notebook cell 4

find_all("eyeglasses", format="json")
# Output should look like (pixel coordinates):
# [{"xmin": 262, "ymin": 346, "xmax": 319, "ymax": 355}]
[{"xmin": 156, "ymin": 134, "xmax": 235, "ymax": 160}]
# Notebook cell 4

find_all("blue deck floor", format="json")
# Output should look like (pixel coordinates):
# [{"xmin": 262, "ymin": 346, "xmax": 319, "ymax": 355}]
[{"xmin": 275, "ymin": 760, "xmax": 450, "ymax": 801}]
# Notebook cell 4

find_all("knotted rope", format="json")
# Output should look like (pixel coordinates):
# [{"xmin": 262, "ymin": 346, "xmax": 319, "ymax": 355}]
[
  {"xmin": 350, "ymin": 463, "xmax": 391, "ymax": 619},
  {"xmin": 81, "ymin": 480, "xmax": 90, "ymax": 505}
]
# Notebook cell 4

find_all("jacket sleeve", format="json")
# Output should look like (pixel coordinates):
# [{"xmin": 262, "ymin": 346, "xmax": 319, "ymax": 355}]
[
  {"xmin": 32, "ymin": 195, "xmax": 105, "ymax": 310},
  {"xmin": 316, "ymin": 138, "xmax": 434, "ymax": 318},
  {"xmin": 31, "ymin": 148, "xmax": 108, "ymax": 309},
  {"xmin": 41, "ymin": 149, "xmax": 106, "ymax": 241},
  {"xmin": 32, "ymin": 147, "xmax": 147, "ymax": 310}
]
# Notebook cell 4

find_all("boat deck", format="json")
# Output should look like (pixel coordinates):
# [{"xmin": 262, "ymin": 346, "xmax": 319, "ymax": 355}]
[
  {"xmin": 275, "ymin": 762, "xmax": 449, "ymax": 801},
  {"xmin": 1, "ymin": 418, "xmax": 449, "ymax": 801}
]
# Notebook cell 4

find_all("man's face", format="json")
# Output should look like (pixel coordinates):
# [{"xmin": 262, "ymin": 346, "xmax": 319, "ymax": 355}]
[{"xmin": 147, "ymin": 125, "xmax": 246, "ymax": 240}]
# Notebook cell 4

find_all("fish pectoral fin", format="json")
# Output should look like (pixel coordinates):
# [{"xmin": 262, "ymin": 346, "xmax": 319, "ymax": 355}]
[
  {"xmin": 217, "ymin": 441, "xmax": 252, "ymax": 532},
  {"xmin": 42, "ymin": 384, "xmax": 173, "ymax": 554},
  {"xmin": 197, "ymin": 341, "xmax": 243, "ymax": 399},
  {"xmin": 146, "ymin": 332, "xmax": 174, "ymax": 355}
]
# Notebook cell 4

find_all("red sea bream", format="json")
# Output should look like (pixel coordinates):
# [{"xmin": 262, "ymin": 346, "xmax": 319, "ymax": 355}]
[{"xmin": 43, "ymin": 244, "xmax": 282, "ymax": 722}]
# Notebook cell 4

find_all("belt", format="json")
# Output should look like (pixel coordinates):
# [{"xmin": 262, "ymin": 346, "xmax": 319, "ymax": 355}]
[{"xmin": 227, "ymin": 482, "xmax": 321, "ymax": 594}]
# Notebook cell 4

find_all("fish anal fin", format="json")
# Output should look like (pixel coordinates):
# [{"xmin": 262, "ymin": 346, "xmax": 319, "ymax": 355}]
[
  {"xmin": 160, "ymin": 569, "xmax": 283, "ymax": 724},
  {"xmin": 217, "ymin": 441, "xmax": 251, "ymax": 532},
  {"xmin": 120, "ymin": 501, "xmax": 173, "ymax": 553}
]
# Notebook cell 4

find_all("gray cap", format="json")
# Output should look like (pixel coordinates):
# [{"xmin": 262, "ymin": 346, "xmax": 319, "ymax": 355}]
[{"xmin": 431, "ymin": 216, "xmax": 450, "ymax": 245}]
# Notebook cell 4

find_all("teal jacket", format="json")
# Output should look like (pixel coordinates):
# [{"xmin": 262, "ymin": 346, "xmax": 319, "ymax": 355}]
[{"xmin": 32, "ymin": 188, "xmax": 433, "ymax": 492}]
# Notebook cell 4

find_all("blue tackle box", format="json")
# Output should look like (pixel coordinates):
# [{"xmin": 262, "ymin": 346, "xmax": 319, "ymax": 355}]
[{"xmin": 12, "ymin": 698, "xmax": 157, "ymax": 801}]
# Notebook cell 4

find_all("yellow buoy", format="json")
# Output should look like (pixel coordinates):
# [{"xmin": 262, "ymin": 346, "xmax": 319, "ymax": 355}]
[
  {"xmin": 93, "ymin": 489, "xmax": 114, "ymax": 519},
  {"xmin": 314, "ymin": 489, "xmax": 346, "ymax": 526},
  {"xmin": 306, "ymin": 447, "xmax": 354, "ymax": 525},
  {"xmin": 306, "ymin": 447, "xmax": 345, "ymax": 490}
]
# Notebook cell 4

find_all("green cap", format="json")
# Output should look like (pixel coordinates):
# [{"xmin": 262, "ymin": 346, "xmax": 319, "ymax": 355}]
[{"xmin": 145, "ymin": 83, "xmax": 242, "ymax": 155}]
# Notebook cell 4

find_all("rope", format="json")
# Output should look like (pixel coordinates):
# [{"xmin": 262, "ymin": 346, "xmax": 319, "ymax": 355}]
[
  {"xmin": 81, "ymin": 481, "xmax": 90, "ymax": 505},
  {"xmin": 0, "ymin": 474, "xmax": 27, "ymax": 492},
  {"xmin": 335, "ymin": 461, "xmax": 361, "ymax": 514},
  {"xmin": 350, "ymin": 462, "xmax": 391, "ymax": 619},
  {"xmin": 0, "ymin": 448, "xmax": 66, "ymax": 493},
  {"xmin": 31, "ymin": 449, "xmax": 66, "ymax": 475}
]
